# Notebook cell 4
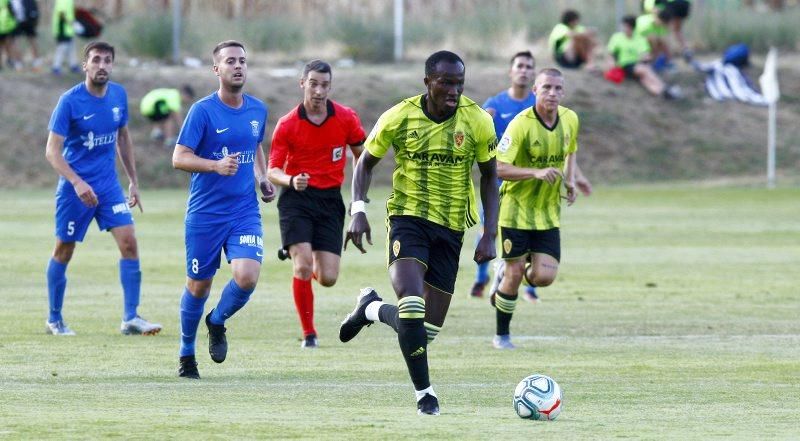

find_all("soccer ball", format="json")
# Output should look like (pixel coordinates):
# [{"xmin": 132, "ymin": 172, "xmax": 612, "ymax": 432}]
[{"xmin": 513, "ymin": 374, "xmax": 562, "ymax": 420}]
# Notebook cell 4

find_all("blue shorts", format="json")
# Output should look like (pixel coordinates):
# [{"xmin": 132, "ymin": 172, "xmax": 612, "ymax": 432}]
[
  {"xmin": 54, "ymin": 182, "xmax": 134, "ymax": 242},
  {"xmin": 185, "ymin": 215, "xmax": 263, "ymax": 280}
]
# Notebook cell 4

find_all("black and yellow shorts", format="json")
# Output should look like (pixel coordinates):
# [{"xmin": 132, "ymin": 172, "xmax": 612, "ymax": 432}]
[
  {"xmin": 500, "ymin": 226, "xmax": 561, "ymax": 262},
  {"xmin": 387, "ymin": 215, "xmax": 464, "ymax": 294}
]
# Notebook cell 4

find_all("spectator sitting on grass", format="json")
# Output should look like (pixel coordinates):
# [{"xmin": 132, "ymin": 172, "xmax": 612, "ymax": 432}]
[
  {"xmin": 635, "ymin": 7, "xmax": 673, "ymax": 71},
  {"xmin": 608, "ymin": 15, "xmax": 681, "ymax": 99},
  {"xmin": 642, "ymin": 0, "xmax": 692, "ymax": 59},
  {"xmin": 548, "ymin": 9, "xmax": 599, "ymax": 72}
]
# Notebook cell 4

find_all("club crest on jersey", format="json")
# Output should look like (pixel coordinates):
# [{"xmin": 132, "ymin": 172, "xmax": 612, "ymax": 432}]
[
  {"xmin": 563, "ymin": 132, "xmax": 571, "ymax": 147},
  {"xmin": 112, "ymin": 107, "xmax": 121, "ymax": 122},
  {"xmin": 503, "ymin": 238, "xmax": 512, "ymax": 254},
  {"xmin": 454, "ymin": 131, "xmax": 465, "ymax": 148},
  {"xmin": 250, "ymin": 120, "xmax": 260, "ymax": 137},
  {"xmin": 392, "ymin": 240, "xmax": 401, "ymax": 257}
]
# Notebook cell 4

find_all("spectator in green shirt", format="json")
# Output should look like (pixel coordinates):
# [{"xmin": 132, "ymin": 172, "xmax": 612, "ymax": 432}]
[
  {"xmin": 51, "ymin": 0, "xmax": 78, "ymax": 75},
  {"xmin": 0, "ymin": 0, "xmax": 19, "ymax": 70},
  {"xmin": 139, "ymin": 85, "xmax": 195, "ymax": 147},
  {"xmin": 608, "ymin": 15, "xmax": 680, "ymax": 99},
  {"xmin": 635, "ymin": 7, "xmax": 672, "ymax": 64},
  {"xmin": 642, "ymin": 0, "xmax": 691, "ymax": 58},
  {"xmin": 548, "ymin": 9, "xmax": 599, "ymax": 72}
]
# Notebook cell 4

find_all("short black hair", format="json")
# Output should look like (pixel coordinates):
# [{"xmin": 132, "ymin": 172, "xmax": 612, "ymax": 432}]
[
  {"xmin": 622, "ymin": 15, "xmax": 637, "ymax": 28},
  {"xmin": 657, "ymin": 8, "xmax": 673, "ymax": 23},
  {"xmin": 83, "ymin": 41, "xmax": 115, "ymax": 61},
  {"xmin": 302, "ymin": 59, "xmax": 332, "ymax": 80},
  {"xmin": 181, "ymin": 84, "xmax": 195, "ymax": 99},
  {"xmin": 425, "ymin": 50, "xmax": 464, "ymax": 77},
  {"xmin": 212, "ymin": 40, "xmax": 246, "ymax": 61},
  {"xmin": 510, "ymin": 50, "xmax": 535, "ymax": 66},
  {"xmin": 561, "ymin": 9, "xmax": 580, "ymax": 25}
]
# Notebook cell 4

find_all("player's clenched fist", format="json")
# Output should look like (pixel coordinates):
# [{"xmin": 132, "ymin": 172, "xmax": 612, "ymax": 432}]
[
  {"xmin": 215, "ymin": 152, "xmax": 240, "ymax": 176},
  {"xmin": 533, "ymin": 167, "xmax": 562, "ymax": 184}
]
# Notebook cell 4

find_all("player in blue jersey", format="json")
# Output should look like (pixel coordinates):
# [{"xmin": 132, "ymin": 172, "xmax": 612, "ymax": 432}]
[
  {"xmin": 470, "ymin": 51, "xmax": 538, "ymax": 300},
  {"xmin": 44, "ymin": 41, "xmax": 162, "ymax": 336},
  {"xmin": 172, "ymin": 40, "xmax": 276, "ymax": 379}
]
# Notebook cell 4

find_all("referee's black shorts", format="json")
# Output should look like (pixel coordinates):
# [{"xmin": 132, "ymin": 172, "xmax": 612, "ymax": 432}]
[
  {"xmin": 277, "ymin": 186, "xmax": 345, "ymax": 255},
  {"xmin": 387, "ymin": 215, "xmax": 464, "ymax": 295}
]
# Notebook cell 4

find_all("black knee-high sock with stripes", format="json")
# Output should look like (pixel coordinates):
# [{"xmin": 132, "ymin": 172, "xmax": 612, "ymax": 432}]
[
  {"xmin": 397, "ymin": 296, "xmax": 429, "ymax": 391},
  {"xmin": 495, "ymin": 290, "xmax": 518, "ymax": 335}
]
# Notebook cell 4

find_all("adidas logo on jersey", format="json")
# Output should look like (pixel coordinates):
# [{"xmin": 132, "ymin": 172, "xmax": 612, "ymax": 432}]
[{"xmin": 408, "ymin": 130, "xmax": 419, "ymax": 140}]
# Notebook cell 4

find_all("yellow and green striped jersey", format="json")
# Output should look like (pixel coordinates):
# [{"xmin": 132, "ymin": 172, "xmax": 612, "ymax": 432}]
[
  {"xmin": 497, "ymin": 105, "xmax": 579, "ymax": 230},
  {"xmin": 366, "ymin": 94, "xmax": 496, "ymax": 231}
]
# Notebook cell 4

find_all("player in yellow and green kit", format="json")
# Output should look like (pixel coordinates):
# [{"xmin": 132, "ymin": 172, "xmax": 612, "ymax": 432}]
[
  {"xmin": 490, "ymin": 68, "xmax": 579, "ymax": 350},
  {"xmin": 339, "ymin": 50, "xmax": 499, "ymax": 415}
]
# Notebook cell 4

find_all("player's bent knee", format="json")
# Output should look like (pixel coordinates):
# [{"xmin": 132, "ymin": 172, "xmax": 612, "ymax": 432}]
[
  {"xmin": 532, "ymin": 275, "xmax": 556, "ymax": 287},
  {"xmin": 186, "ymin": 279, "xmax": 212, "ymax": 298},
  {"xmin": 317, "ymin": 275, "xmax": 337, "ymax": 287},
  {"xmin": 53, "ymin": 242, "xmax": 76, "ymax": 263},
  {"xmin": 293, "ymin": 264, "xmax": 313, "ymax": 281},
  {"xmin": 233, "ymin": 275, "xmax": 258, "ymax": 293}
]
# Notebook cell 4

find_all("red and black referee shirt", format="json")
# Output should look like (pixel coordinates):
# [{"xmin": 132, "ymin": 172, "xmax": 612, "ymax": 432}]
[{"xmin": 269, "ymin": 100, "xmax": 366, "ymax": 190}]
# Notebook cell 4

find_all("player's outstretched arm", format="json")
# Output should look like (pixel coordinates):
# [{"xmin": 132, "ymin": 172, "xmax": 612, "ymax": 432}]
[
  {"xmin": 45, "ymin": 131, "xmax": 98, "ymax": 207},
  {"xmin": 475, "ymin": 158, "xmax": 499, "ymax": 264},
  {"xmin": 344, "ymin": 151, "xmax": 380, "ymax": 254},
  {"xmin": 172, "ymin": 144, "xmax": 239, "ymax": 176},
  {"xmin": 116, "ymin": 126, "xmax": 143, "ymax": 212}
]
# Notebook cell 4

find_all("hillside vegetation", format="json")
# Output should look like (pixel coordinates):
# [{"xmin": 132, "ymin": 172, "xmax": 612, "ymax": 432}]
[{"xmin": 1, "ymin": 53, "xmax": 798, "ymax": 188}]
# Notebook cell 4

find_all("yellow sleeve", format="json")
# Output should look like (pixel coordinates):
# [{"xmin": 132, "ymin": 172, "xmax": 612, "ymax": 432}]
[
  {"xmin": 364, "ymin": 109, "xmax": 395, "ymax": 159},
  {"xmin": 475, "ymin": 111, "xmax": 497, "ymax": 163},
  {"xmin": 568, "ymin": 112, "xmax": 580, "ymax": 155},
  {"xmin": 496, "ymin": 115, "xmax": 524, "ymax": 164}
]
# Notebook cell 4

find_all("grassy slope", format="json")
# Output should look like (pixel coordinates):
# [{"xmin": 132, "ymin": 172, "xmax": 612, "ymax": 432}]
[
  {"xmin": 1, "ymin": 187, "xmax": 798, "ymax": 439},
  {"xmin": 1, "ymin": 52, "xmax": 799, "ymax": 188}
]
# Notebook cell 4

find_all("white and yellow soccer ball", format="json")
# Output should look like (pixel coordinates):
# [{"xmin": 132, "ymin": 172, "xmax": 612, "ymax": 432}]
[{"xmin": 513, "ymin": 374, "xmax": 562, "ymax": 420}]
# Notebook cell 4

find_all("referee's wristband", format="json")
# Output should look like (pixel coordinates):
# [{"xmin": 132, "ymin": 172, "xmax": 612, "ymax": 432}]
[
  {"xmin": 350, "ymin": 200, "xmax": 366, "ymax": 216},
  {"xmin": 289, "ymin": 175, "xmax": 295, "ymax": 189}
]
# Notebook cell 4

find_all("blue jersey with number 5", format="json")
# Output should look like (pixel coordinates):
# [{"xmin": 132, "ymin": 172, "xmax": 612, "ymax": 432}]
[{"xmin": 48, "ymin": 82, "xmax": 129, "ymax": 193}]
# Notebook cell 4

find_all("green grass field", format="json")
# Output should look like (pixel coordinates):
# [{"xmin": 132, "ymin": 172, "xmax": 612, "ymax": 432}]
[{"xmin": 1, "ymin": 186, "xmax": 798, "ymax": 439}]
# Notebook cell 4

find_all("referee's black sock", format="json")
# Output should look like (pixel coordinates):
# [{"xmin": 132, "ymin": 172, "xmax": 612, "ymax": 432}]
[{"xmin": 495, "ymin": 290, "xmax": 518, "ymax": 336}]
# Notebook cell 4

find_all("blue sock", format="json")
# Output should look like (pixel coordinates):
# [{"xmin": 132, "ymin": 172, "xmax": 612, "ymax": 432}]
[
  {"xmin": 46, "ymin": 258, "xmax": 68, "ymax": 323},
  {"xmin": 476, "ymin": 261, "xmax": 490, "ymax": 285},
  {"xmin": 180, "ymin": 288, "xmax": 208, "ymax": 357},
  {"xmin": 209, "ymin": 279, "xmax": 253, "ymax": 326},
  {"xmin": 119, "ymin": 259, "xmax": 141, "ymax": 321}
]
